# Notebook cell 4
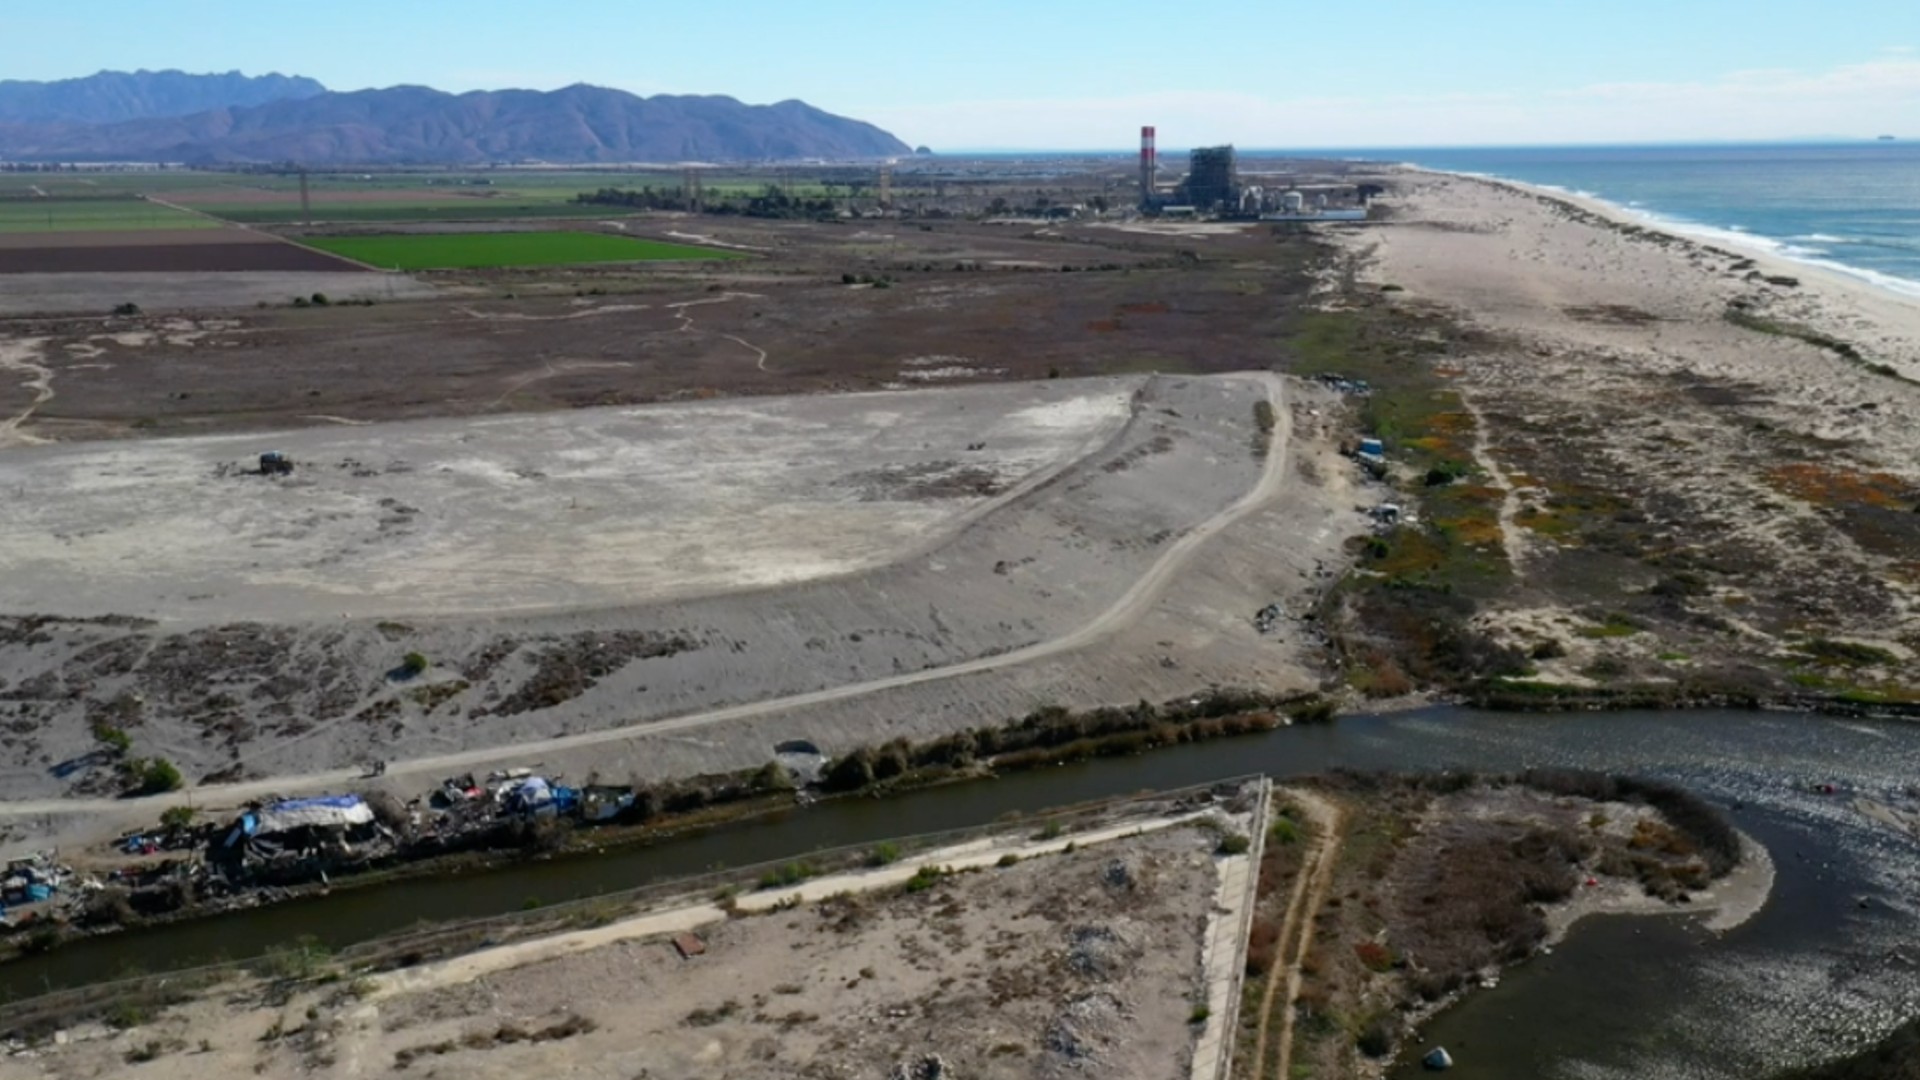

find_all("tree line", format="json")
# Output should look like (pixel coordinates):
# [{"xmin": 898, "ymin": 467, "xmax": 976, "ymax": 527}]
[{"xmin": 573, "ymin": 185, "xmax": 837, "ymax": 220}]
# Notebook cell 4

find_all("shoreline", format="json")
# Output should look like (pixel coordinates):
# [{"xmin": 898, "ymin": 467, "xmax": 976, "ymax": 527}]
[
  {"xmin": 1390, "ymin": 830, "xmax": 1775, "ymax": 1076},
  {"xmin": 1391, "ymin": 163, "xmax": 1920, "ymax": 382},
  {"xmin": 1543, "ymin": 828, "xmax": 1775, "ymax": 944},
  {"xmin": 1396, "ymin": 162, "xmax": 1920, "ymax": 305}
]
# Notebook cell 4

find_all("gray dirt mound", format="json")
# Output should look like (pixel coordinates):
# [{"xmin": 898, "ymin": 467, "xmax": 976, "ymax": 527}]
[
  {"xmin": 1045, "ymin": 991, "xmax": 1128, "ymax": 1069},
  {"xmin": 1067, "ymin": 923, "xmax": 1132, "ymax": 980}
]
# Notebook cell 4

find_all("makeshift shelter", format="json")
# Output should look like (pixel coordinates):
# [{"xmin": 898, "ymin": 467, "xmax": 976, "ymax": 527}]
[
  {"xmin": 217, "ymin": 794, "xmax": 389, "ymax": 875},
  {"xmin": 501, "ymin": 777, "xmax": 579, "ymax": 819}
]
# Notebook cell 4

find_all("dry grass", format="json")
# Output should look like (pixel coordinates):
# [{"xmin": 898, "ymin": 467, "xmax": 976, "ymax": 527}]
[{"xmin": 1765, "ymin": 463, "xmax": 1914, "ymax": 510}]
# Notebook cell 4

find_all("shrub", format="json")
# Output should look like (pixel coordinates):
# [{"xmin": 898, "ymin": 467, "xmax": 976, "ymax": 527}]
[
  {"xmin": 130, "ymin": 757, "xmax": 183, "ymax": 795},
  {"xmin": 1216, "ymin": 832, "xmax": 1252, "ymax": 856},
  {"xmin": 751, "ymin": 762, "xmax": 794, "ymax": 793},
  {"xmin": 1800, "ymin": 638, "xmax": 1897, "ymax": 668},
  {"xmin": 112, "ymin": 302, "xmax": 142, "ymax": 317},
  {"xmin": 93, "ymin": 722, "xmax": 132, "ymax": 755},
  {"xmin": 1188, "ymin": 1004, "xmax": 1211, "ymax": 1025},
  {"xmin": 257, "ymin": 936, "xmax": 332, "ymax": 982},
  {"xmin": 902, "ymin": 864, "xmax": 948, "ymax": 894},
  {"xmin": 1288, "ymin": 697, "xmax": 1337, "ymax": 724},
  {"xmin": 823, "ymin": 748, "xmax": 875, "ymax": 792},
  {"xmin": 1246, "ymin": 917, "xmax": 1280, "ymax": 975},
  {"xmin": 1530, "ymin": 638, "xmax": 1568, "ymax": 660},
  {"xmin": 310, "ymin": 292, "xmax": 330, "ymax": 306},
  {"xmin": 83, "ymin": 887, "xmax": 137, "ymax": 927},
  {"xmin": 1269, "ymin": 818, "xmax": 1300, "ymax": 845},
  {"xmin": 871, "ymin": 739, "xmax": 911, "ymax": 781},
  {"xmin": 159, "ymin": 805, "xmax": 196, "ymax": 830},
  {"xmin": 865, "ymin": 842, "xmax": 901, "ymax": 867},
  {"xmin": 401, "ymin": 652, "xmax": 429, "ymax": 676},
  {"xmin": 1356, "ymin": 1016, "xmax": 1395, "ymax": 1057},
  {"xmin": 758, "ymin": 861, "xmax": 818, "ymax": 890},
  {"xmin": 1650, "ymin": 572, "xmax": 1710, "ymax": 599}
]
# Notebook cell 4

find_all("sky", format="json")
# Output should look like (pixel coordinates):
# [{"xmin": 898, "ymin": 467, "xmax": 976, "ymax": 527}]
[{"xmin": 14, "ymin": 0, "xmax": 1920, "ymax": 149}]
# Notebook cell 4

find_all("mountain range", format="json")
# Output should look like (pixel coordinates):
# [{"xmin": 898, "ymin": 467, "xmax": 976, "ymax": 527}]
[
  {"xmin": 0, "ymin": 70, "xmax": 325, "ymax": 126},
  {"xmin": 0, "ymin": 71, "xmax": 911, "ymax": 165}
]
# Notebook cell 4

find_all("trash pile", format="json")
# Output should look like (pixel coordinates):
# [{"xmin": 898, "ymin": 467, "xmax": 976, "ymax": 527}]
[
  {"xmin": 0, "ymin": 758, "xmax": 786, "ymax": 949},
  {"xmin": 214, "ymin": 768, "xmax": 644, "ymax": 883},
  {"xmin": 1352, "ymin": 435, "xmax": 1388, "ymax": 478},
  {"xmin": 1253, "ymin": 602, "xmax": 1286, "ymax": 635},
  {"xmin": 1316, "ymin": 372, "xmax": 1374, "ymax": 396},
  {"xmin": 212, "ymin": 794, "xmax": 394, "ymax": 883},
  {"xmin": 1368, "ymin": 503, "xmax": 1404, "ymax": 529},
  {"xmin": 0, "ymin": 852, "xmax": 78, "ymax": 927}
]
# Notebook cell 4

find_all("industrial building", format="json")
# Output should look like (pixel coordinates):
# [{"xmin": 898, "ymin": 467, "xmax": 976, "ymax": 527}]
[
  {"xmin": 1180, "ymin": 146, "xmax": 1238, "ymax": 212},
  {"xmin": 1136, "ymin": 126, "xmax": 1374, "ymax": 222}
]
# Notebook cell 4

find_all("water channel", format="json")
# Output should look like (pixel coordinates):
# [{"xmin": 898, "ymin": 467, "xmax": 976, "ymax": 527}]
[{"xmin": 8, "ymin": 706, "xmax": 1920, "ymax": 1077}]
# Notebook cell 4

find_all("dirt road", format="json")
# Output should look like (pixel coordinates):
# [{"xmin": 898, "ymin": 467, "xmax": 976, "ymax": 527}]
[
  {"xmin": 0, "ymin": 373, "xmax": 1291, "ymax": 821},
  {"xmin": 1249, "ymin": 787, "xmax": 1345, "ymax": 1080},
  {"xmin": 0, "ymin": 337, "xmax": 52, "ymax": 448}
]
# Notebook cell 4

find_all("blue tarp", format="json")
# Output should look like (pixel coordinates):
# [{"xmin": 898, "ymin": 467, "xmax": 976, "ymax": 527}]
[
  {"xmin": 252, "ymin": 795, "xmax": 374, "ymax": 834},
  {"xmin": 270, "ymin": 795, "xmax": 367, "ymax": 813}
]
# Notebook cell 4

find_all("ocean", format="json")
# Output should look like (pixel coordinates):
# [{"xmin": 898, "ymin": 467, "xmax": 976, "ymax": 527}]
[{"xmin": 1323, "ymin": 143, "xmax": 1920, "ymax": 298}]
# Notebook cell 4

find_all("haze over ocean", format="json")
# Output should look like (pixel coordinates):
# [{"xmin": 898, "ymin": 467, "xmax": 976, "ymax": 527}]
[{"xmin": 1306, "ymin": 143, "xmax": 1920, "ymax": 297}]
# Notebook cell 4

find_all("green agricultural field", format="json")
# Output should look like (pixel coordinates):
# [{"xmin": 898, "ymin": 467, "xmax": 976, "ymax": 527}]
[
  {"xmin": 0, "ymin": 198, "xmax": 219, "ymax": 232},
  {"xmin": 300, "ymin": 230, "xmax": 740, "ymax": 270}
]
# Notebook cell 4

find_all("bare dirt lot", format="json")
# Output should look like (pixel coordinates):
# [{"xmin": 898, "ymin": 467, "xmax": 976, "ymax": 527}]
[
  {"xmin": 0, "ymin": 273, "xmax": 433, "ymax": 318},
  {"xmin": 0, "ymin": 379, "xmax": 1133, "ymax": 620},
  {"xmin": 0, "ymin": 373, "xmax": 1339, "ymax": 804},
  {"xmin": 0, "ymin": 236, "xmax": 361, "ymax": 275},
  {"xmin": 0, "ymin": 816, "xmax": 1239, "ymax": 1080},
  {"xmin": 0, "ymin": 230, "xmax": 279, "ymax": 250}
]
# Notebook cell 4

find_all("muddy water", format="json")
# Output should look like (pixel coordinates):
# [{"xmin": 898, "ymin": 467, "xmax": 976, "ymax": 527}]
[{"xmin": 7, "ymin": 707, "xmax": 1920, "ymax": 1077}]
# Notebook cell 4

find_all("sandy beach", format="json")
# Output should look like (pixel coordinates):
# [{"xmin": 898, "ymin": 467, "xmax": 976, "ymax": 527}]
[{"xmin": 1332, "ymin": 168, "xmax": 1920, "ymax": 680}]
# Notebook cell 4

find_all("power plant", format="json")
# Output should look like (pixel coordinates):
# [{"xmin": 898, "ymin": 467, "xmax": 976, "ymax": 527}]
[{"xmin": 1136, "ymin": 126, "xmax": 1373, "ymax": 222}]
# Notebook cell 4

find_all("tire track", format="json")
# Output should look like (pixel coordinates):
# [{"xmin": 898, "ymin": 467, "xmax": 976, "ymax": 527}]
[{"xmin": 0, "ymin": 337, "xmax": 53, "ymax": 448}]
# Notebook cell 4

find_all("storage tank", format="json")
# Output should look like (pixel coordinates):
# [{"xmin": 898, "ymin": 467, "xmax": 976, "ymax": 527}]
[{"xmin": 1282, "ymin": 190, "xmax": 1305, "ymax": 214}]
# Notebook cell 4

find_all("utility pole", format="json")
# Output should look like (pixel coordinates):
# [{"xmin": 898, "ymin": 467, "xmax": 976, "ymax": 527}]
[{"xmin": 298, "ymin": 167, "xmax": 312, "ymax": 227}]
